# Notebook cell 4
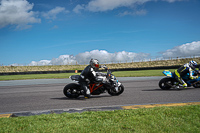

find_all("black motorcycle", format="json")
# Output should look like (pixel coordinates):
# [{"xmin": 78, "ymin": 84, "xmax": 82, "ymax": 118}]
[{"xmin": 63, "ymin": 67, "xmax": 124, "ymax": 98}]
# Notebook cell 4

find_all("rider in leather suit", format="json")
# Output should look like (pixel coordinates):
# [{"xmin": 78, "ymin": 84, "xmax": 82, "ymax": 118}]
[
  {"xmin": 80, "ymin": 59, "xmax": 106, "ymax": 98},
  {"xmin": 174, "ymin": 60, "xmax": 198, "ymax": 88},
  {"xmin": 185, "ymin": 69, "xmax": 200, "ymax": 87}
]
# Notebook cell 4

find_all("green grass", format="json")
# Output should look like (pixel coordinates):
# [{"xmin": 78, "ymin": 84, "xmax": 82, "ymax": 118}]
[
  {"xmin": 0, "ymin": 73, "xmax": 80, "ymax": 81},
  {"xmin": 112, "ymin": 69, "xmax": 175, "ymax": 77},
  {"xmin": 1, "ymin": 105, "xmax": 200, "ymax": 133},
  {"xmin": 0, "ymin": 69, "xmax": 176, "ymax": 81}
]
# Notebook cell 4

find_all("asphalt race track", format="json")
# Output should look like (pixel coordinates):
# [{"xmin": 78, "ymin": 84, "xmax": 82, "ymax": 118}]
[{"xmin": 0, "ymin": 77, "xmax": 200, "ymax": 114}]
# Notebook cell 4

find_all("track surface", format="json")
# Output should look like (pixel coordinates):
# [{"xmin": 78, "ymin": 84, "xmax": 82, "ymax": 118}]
[{"xmin": 0, "ymin": 77, "xmax": 200, "ymax": 114}]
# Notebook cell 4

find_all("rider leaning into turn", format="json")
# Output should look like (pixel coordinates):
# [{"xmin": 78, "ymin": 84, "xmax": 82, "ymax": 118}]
[
  {"xmin": 174, "ymin": 60, "xmax": 198, "ymax": 88},
  {"xmin": 186, "ymin": 67, "xmax": 200, "ymax": 87},
  {"xmin": 79, "ymin": 59, "xmax": 107, "ymax": 98}
]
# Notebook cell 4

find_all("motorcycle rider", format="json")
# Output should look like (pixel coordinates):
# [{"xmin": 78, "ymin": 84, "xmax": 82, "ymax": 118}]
[
  {"xmin": 174, "ymin": 60, "xmax": 198, "ymax": 88},
  {"xmin": 185, "ymin": 68, "xmax": 200, "ymax": 87},
  {"xmin": 80, "ymin": 59, "xmax": 107, "ymax": 98}
]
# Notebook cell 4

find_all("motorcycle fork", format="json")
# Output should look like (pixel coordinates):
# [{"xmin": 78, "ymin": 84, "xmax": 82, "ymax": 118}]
[{"xmin": 89, "ymin": 83, "xmax": 103, "ymax": 93}]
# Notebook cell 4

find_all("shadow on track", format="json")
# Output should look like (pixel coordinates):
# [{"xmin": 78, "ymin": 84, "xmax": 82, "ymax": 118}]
[
  {"xmin": 142, "ymin": 88, "xmax": 181, "ymax": 91},
  {"xmin": 51, "ymin": 95, "xmax": 111, "ymax": 100},
  {"xmin": 142, "ymin": 87, "xmax": 199, "ymax": 91}
]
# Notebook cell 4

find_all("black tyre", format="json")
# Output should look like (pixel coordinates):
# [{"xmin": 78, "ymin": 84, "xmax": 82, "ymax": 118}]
[
  {"xmin": 159, "ymin": 78, "xmax": 174, "ymax": 90},
  {"xmin": 193, "ymin": 82, "xmax": 200, "ymax": 88},
  {"xmin": 108, "ymin": 84, "xmax": 124, "ymax": 96},
  {"xmin": 63, "ymin": 83, "xmax": 81, "ymax": 98}
]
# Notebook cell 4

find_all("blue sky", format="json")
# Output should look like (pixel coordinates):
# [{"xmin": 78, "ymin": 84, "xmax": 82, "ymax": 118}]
[{"xmin": 0, "ymin": 0, "xmax": 200, "ymax": 66}]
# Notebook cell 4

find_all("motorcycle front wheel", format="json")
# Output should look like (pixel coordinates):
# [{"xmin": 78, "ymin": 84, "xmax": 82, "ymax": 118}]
[
  {"xmin": 63, "ymin": 83, "xmax": 80, "ymax": 98},
  {"xmin": 193, "ymin": 82, "xmax": 200, "ymax": 88},
  {"xmin": 108, "ymin": 84, "xmax": 124, "ymax": 96}
]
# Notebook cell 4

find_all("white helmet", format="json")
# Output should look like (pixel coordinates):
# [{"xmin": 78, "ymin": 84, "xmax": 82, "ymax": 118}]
[
  {"xmin": 189, "ymin": 60, "xmax": 197, "ymax": 69},
  {"xmin": 90, "ymin": 59, "xmax": 99, "ymax": 69}
]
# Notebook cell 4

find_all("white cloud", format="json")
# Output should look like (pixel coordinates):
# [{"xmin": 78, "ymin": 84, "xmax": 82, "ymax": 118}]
[
  {"xmin": 161, "ymin": 41, "xmax": 200, "ymax": 58},
  {"xmin": 28, "ymin": 50, "xmax": 151, "ymax": 66},
  {"xmin": 119, "ymin": 9, "xmax": 147, "ymax": 16},
  {"xmin": 85, "ymin": 0, "xmax": 150, "ymax": 12},
  {"xmin": 73, "ymin": 4, "xmax": 85, "ymax": 14},
  {"xmin": 0, "ymin": 0, "xmax": 41, "ymax": 29},
  {"xmin": 42, "ymin": 6, "xmax": 69, "ymax": 20},
  {"xmin": 76, "ymin": 50, "xmax": 150, "ymax": 64},
  {"xmin": 29, "ymin": 55, "xmax": 76, "ymax": 66},
  {"xmin": 51, "ymin": 55, "xmax": 76, "ymax": 65},
  {"xmin": 73, "ymin": 0, "xmax": 185, "ymax": 13},
  {"xmin": 163, "ymin": 0, "xmax": 185, "ymax": 3},
  {"xmin": 29, "ymin": 60, "xmax": 51, "ymax": 66}
]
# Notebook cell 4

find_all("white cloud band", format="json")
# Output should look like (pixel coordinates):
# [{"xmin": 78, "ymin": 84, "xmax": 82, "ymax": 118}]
[
  {"xmin": 161, "ymin": 41, "xmax": 200, "ymax": 58},
  {"xmin": 27, "ymin": 41, "xmax": 200, "ymax": 66},
  {"xmin": 28, "ymin": 50, "xmax": 150, "ymax": 66},
  {"xmin": 73, "ymin": 0, "xmax": 185, "ymax": 13}
]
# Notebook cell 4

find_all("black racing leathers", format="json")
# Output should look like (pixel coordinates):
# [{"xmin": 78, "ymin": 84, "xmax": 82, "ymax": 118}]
[
  {"xmin": 79, "ymin": 65, "xmax": 103, "ymax": 98},
  {"xmin": 174, "ymin": 63, "xmax": 198, "ymax": 88}
]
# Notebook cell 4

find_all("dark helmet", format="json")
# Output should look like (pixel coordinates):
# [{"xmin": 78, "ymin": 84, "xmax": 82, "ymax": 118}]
[
  {"xmin": 189, "ymin": 60, "xmax": 197, "ymax": 69},
  {"xmin": 90, "ymin": 59, "xmax": 99, "ymax": 69}
]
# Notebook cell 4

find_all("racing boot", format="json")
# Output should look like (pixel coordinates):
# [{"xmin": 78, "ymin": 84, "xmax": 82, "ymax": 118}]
[
  {"xmin": 179, "ymin": 83, "xmax": 187, "ymax": 89},
  {"xmin": 83, "ymin": 86, "xmax": 91, "ymax": 98},
  {"xmin": 183, "ymin": 83, "xmax": 187, "ymax": 89}
]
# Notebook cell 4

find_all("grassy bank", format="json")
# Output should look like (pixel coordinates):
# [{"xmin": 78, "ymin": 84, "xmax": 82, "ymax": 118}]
[
  {"xmin": 1, "ymin": 105, "xmax": 200, "ymax": 133},
  {"xmin": 1, "ymin": 57, "xmax": 199, "ymax": 73},
  {"xmin": 0, "ymin": 69, "xmax": 176, "ymax": 81}
]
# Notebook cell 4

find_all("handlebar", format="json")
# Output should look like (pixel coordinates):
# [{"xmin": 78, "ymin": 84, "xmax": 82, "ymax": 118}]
[{"xmin": 194, "ymin": 70, "xmax": 200, "ymax": 76}]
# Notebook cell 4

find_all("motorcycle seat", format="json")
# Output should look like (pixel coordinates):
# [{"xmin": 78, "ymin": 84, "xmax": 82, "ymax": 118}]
[{"xmin": 70, "ymin": 75, "xmax": 80, "ymax": 81}]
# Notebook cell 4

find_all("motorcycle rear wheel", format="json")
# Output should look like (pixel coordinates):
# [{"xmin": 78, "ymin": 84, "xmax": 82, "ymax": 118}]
[
  {"xmin": 159, "ymin": 77, "xmax": 174, "ymax": 90},
  {"xmin": 63, "ymin": 83, "xmax": 80, "ymax": 98},
  {"xmin": 108, "ymin": 84, "xmax": 124, "ymax": 96}
]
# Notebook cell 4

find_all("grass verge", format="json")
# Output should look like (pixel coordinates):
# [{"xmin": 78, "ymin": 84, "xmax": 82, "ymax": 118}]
[
  {"xmin": 0, "ymin": 73, "xmax": 77, "ymax": 81},
  {"xmin": 0, "ymin": 69, "xmax": 176, "ymax": 81},
  {"xmin": 0, "ymin": 105, "xmax": 200, "ymax": 133}
]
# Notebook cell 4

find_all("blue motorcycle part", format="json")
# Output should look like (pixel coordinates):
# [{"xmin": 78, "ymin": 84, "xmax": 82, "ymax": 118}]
[{"xmin": 162, "ymin": 70, "xmax": 173, "ymax": 78}]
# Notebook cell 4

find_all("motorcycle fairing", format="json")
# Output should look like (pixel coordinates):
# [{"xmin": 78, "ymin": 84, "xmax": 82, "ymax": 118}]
[{"xmin": 162, "ymin": 70, "xmax": 173, "ymax": 78}]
